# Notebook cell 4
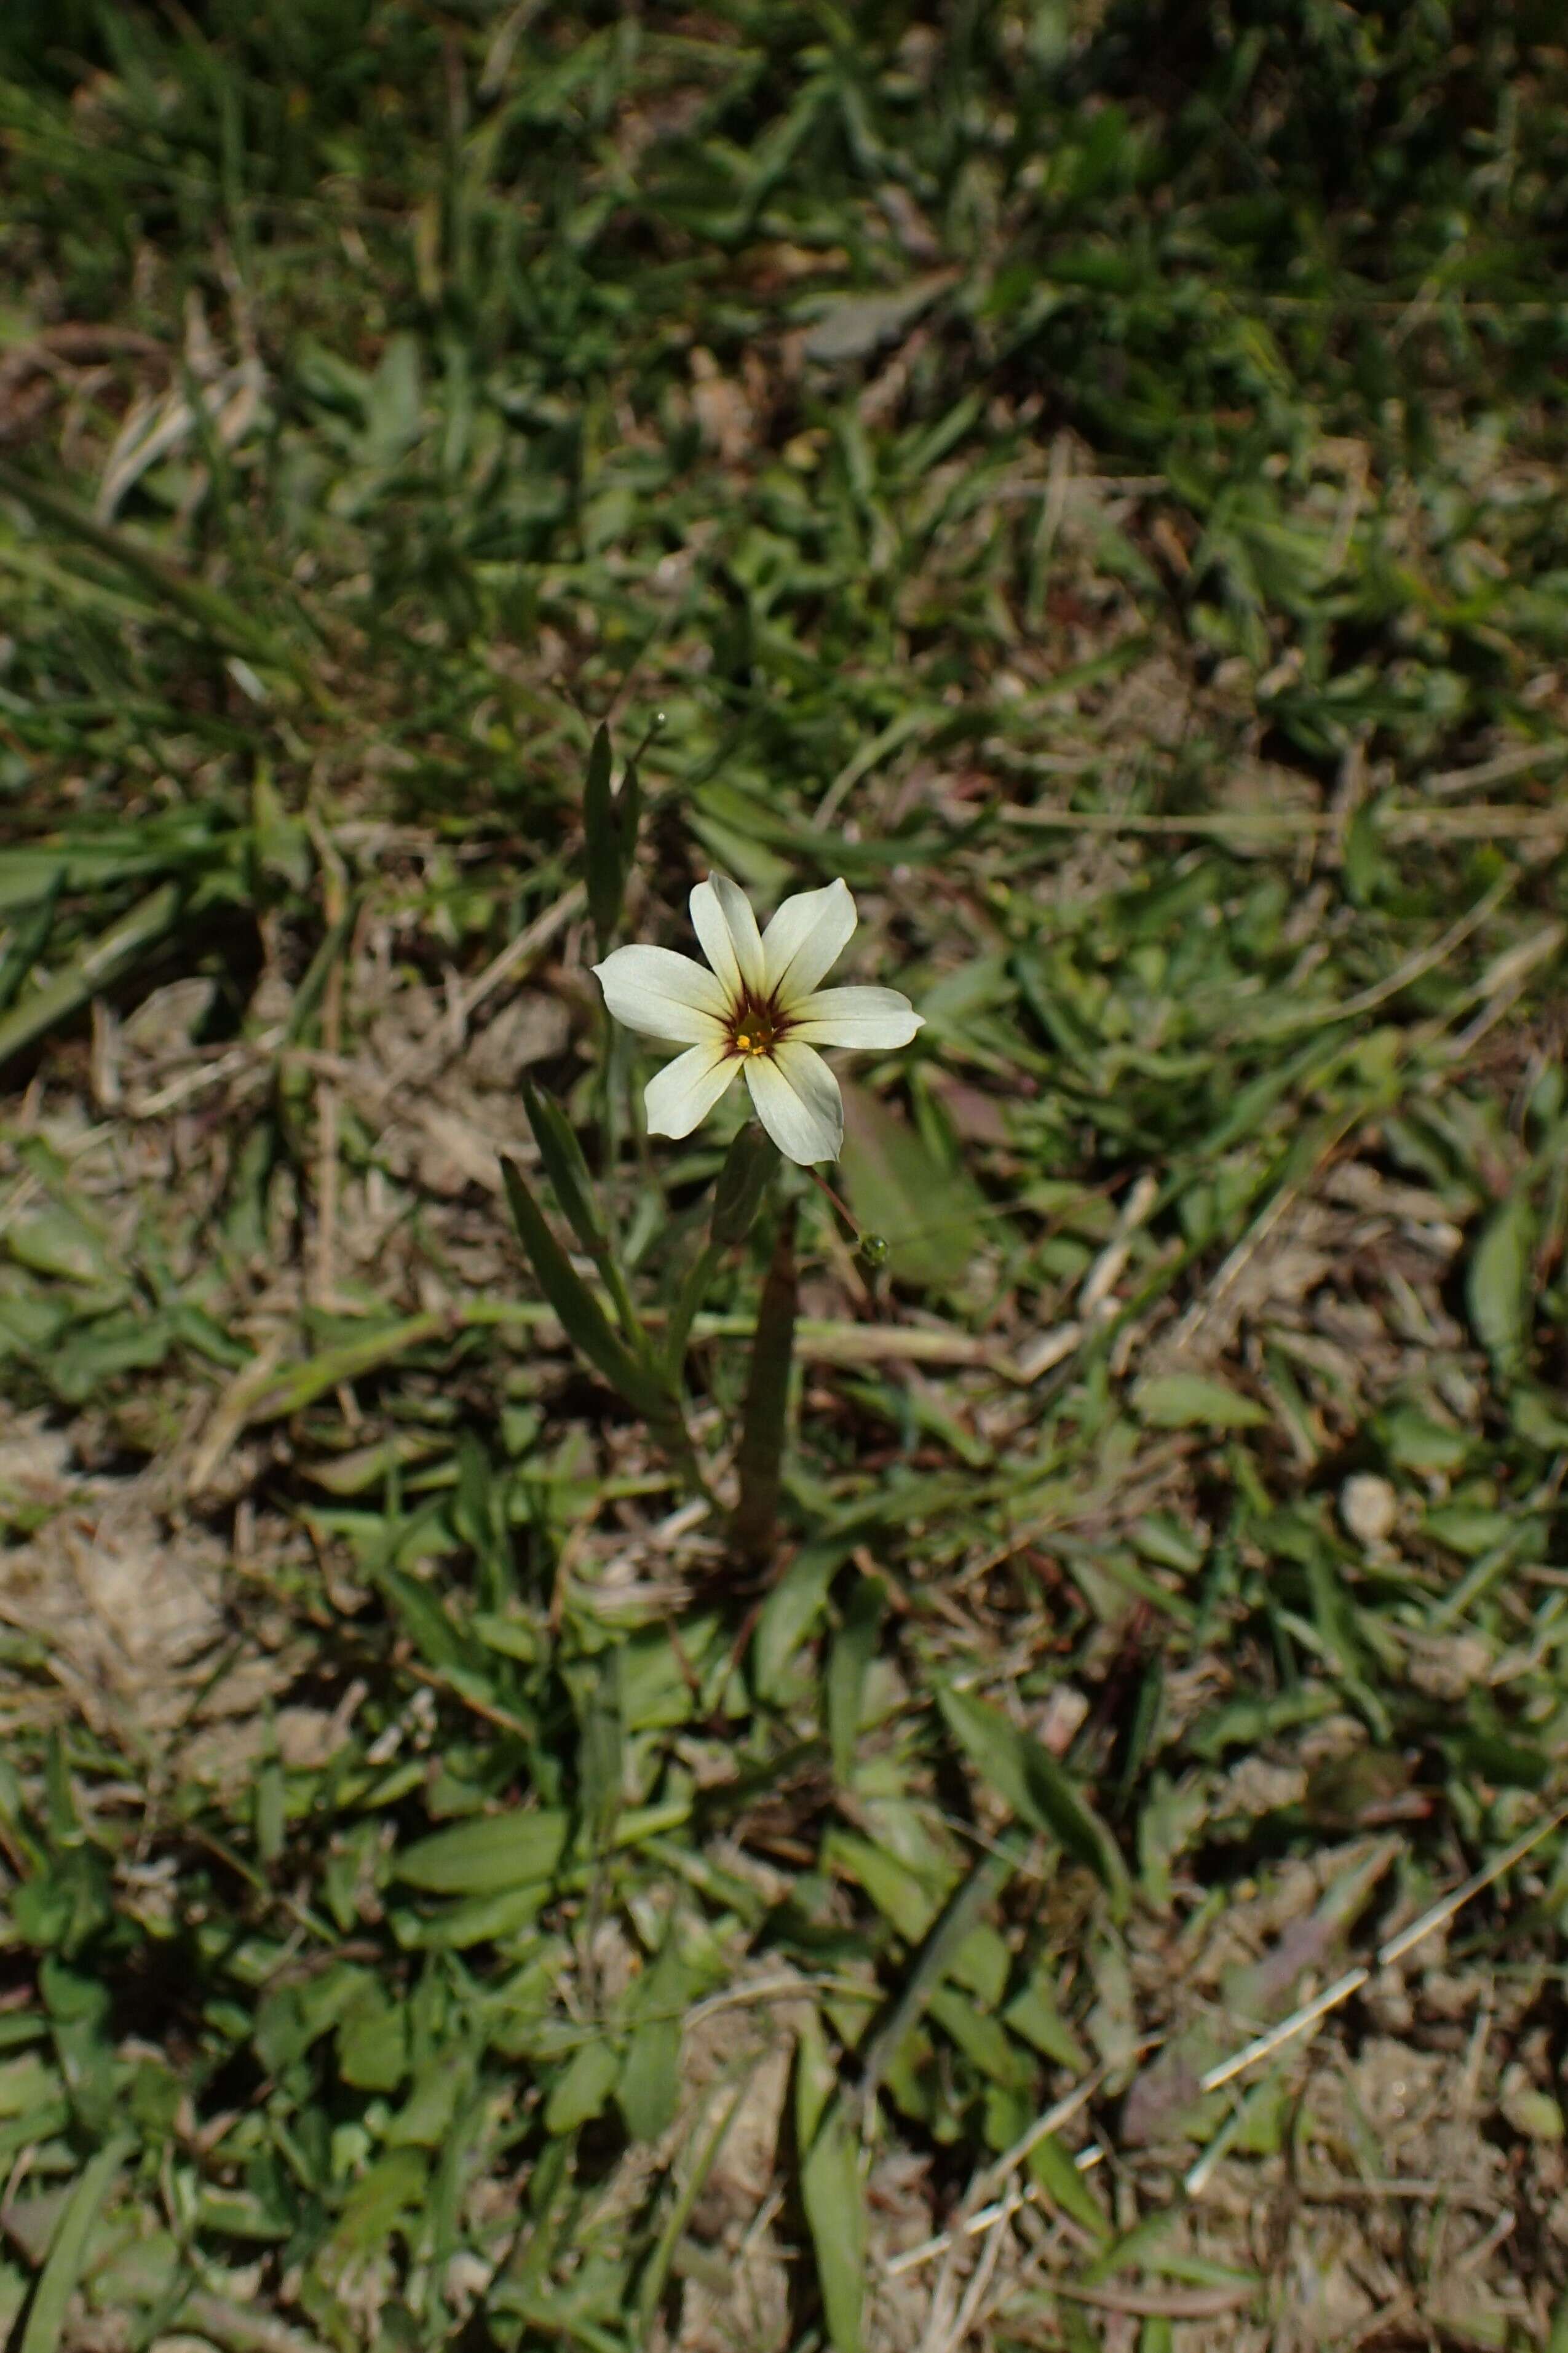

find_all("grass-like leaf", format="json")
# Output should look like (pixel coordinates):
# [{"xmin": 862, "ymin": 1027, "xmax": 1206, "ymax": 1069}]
[{"xmin": 501, "ymin": 1155, "xmax": 673, "ymax": 1423}]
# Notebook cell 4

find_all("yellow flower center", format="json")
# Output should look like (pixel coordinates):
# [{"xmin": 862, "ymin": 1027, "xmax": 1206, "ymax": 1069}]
[{"xmin": 730, "ymin": 1006, "xmax": 780, "ymax": 1058}]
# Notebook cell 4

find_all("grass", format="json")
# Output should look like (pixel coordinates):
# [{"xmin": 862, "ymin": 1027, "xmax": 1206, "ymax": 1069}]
[{"xmin": 1, "ymin": 1, "xmax": 1567, "ymax": 2345}]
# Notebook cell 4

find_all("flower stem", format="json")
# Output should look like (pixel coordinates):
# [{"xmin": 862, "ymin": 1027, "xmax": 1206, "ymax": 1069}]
[
  {"xmin": 730, "ymin": 1201, "xmax": 798, "ymax": 1570},
  {"xmin": 805, "ymin": 1165, "xmax": 860, "ymax": 1239}
]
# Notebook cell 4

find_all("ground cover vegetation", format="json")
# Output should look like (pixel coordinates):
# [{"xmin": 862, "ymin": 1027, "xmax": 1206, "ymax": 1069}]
[{"xmin": 2, "ymin": 1, "xmax": 1568, "ymax": 2344}]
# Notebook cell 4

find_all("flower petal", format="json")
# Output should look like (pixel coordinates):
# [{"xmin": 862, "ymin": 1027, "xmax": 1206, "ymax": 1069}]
[
  {"xmin": 644, "ymin": 1041, "xmax": 740, "ymax": 1138},
  {"xmin": 593, "ymin": 945, "xmax": 729, "ymax": 1043},
  {"xmin": 788, "ymin": 985, "xmax": 924, "ymax": 1052},
  {"xmin": 690, "ymin": 873, "xmax": 766, "ymax": 1002},
  {"xmin": 761, "ymin": 877, "xmax": 857, "ymax": 1006},
  {"xmin": 745, "ymin": 1041, "xmax": 843, "ymax": 1165}
]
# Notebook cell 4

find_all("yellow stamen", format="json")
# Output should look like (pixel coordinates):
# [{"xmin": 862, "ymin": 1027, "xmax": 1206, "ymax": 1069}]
[{"xmin": 736, "ymin": 1033, "xmax": 751, "ymax": 1051}]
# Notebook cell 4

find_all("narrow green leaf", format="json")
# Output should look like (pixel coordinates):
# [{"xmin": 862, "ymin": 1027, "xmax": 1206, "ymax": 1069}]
[
  {"xmin": 753, "ymin": 1543, "xmax": 841, "ymax": 1702},
  {"xmin": 617, "ymin": 753, "xmax": 643, "ymax": 884},
  {"xmin": 20, "ymin": 2136, "xmax": 133, "ymax": 2353},
  {"xmin": 397, "ymin": 1885, "xmax": 549, "ymax": 1950},
  {"xmin": 0, "ymin": 454, "xmax": 312, "ymax": 685},
  {"xmin": 667, "ymin": 1132, "xmax": 779, "ymax": 1378},
  {"xmin": 827, "ymin": 1576, "xmax": 884, "ymax": 1786},
  {"xmin": 710, "ymin": 1127, "xmax": 778, "ymax": 1247},
  {"xmin": 795, "ymin": 2014, "xmax": 865, "ymax": 2353},
  {"xmin": 0, "ymin": 882, "xmax": 184, "ymax": 1073},
  {"xmin": 371, "ymin": 1563, "xmax": 475, "ymax": 1676},
  {"xmin": 925, "ymin": 1984, "xmax": 1030, "ymax": 2087},
  {"xmin": 281, "ymin": 892, "xmax": 362, "ymax": 1046},
  {"xmin": 1467, "ymin": 1188, "xmax": 1534, "ymax": 1375},
  {"xmin": 938, "ymin": 1683, "xmax": 1128, "ymax": 1915},
  {"xmin": 636, "ymin": 2069, "xmax": 749, "ymax": 2335},
  {"xmin": 501, "ymin": 1156, "xmax": 672, "ymax": 1421},
  {"xmin": 857, "ymin": 1841, "xmax": 1018, "ymax": 2120},
  {"xmin": 1131, "ymin": 1373, "xmax": 1269, "ymax": 1430},
  {"xmin": 520, "ymin": 1076, "xmax": 607, "ymax": 1256},
  {"xmin": 665, "ymin": 1239, "xmax": 722, "ymax": 1378},
  {"xmin": 617, "ymin": 1935, "xmax": 690, "ymax": 2143},
  {"xmin": 1077, "ymin": 2205, "xmax": 1181, "ymax": 2288},
  {"xmin": 395, "ymin": 1810, "xmax": 569, "ymax": 1895},
  {"xmin": 0, "ymin": 869, "xmax": 61, "ymax": 1015},
  {"xmin": 1028, "ymin": 2130, "xmax": 1109, "ymax": 2239},
  {"xmin": 1004, "ymin": 1970, "xmax": 1088, "ymax": 2071},
  {"xmin": 236, "ymin": 1312, "xmax": 446, "ymax": 1424}
]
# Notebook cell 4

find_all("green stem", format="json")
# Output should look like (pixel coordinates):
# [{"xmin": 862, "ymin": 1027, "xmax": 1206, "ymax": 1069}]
[
  {"xmin": 729, "ymin": 1202, "xmax": 798, "ymax": 1571},
  {"xmin": 598, "ymin": 1245, "xmax": 646, "ymax": 1354},
  {"xmin": 655, "ymin": 1404, "xmax": 719, "ymax": 1510}
]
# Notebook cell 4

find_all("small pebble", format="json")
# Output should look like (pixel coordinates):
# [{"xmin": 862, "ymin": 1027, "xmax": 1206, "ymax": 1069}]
[{"xmin": 1339, "ymin": 1472, "xmax": 1398, "ymax": 1547}]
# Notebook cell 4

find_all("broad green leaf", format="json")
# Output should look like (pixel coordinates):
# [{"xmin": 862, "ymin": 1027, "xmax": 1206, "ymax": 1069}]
[
  {"xmin": 323, "ymin": 2149, "xmax": 426, "ymax": 2263},
  {"xmin": 5, "ymin": 1214, "xmax": 117, "ymax": 1289},
  {"xmin": 617, "ymin": 2020, "xmax": 679, "ymax": 2145},
  {"xmin": 1379, "ymin": 1404, "xmax": 1470, "ymax": 1471},
  {"xmin": 937, "ymin": 1683, "xmax": 1128, "ymax": 1915},
  {"xmin": 1131, "ymin": 1373, "xmax": 1269, "ymax": 1430},
  {"xmin": 501, "ymin": 1157, "xmax": 671, "ymax": 1421},
  {"xmin": 545, "ymin": 2039, "xmax": 620, "ymax": 2135},
  {"xmin": 395, "ymin": 1810, "xmax": 569, "ymax": 1896},
  {"xmin": 1516, "ymin": 1389, "xmax": 1568, "ymax": 1448},
  {"xmin": 384, "ymin": 2055, "xmax": 467, "ymax": 2148},
  {"xmin": 1467, "ymin": 1188, "xmax": 1534, "ymax": 1375},
  {"xmin": 395, "ymin": 1885, "xmax": 550, "ymax": 1950},
  {"xmin": 338, "ymin": 1999, "xmax": 408, "ymax": 2094},
  {"xmin": 823, "ymin": 1828, "xmax": 951, "ymax": 1942},
  {"xmin": 839, "ymin": 1082, "xmax": 983, "ymax": 1290}
]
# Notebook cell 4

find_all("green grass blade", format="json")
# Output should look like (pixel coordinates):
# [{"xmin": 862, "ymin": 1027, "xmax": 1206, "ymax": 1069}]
[
  {"xmin": 501, "ymin": 1155, "xmax": 673, "ymax": 1422},
  {"xmin": 0, "ymin": 881, "xmax": 183, "ymax": 1071},
  {"xmin": 795, "ymin": 2012, "xmax": 865, "ymax": 2353},
  {"xmin": 19, "ymin": 2135, "xmax": 134, "ymax": 2353},
  {"xmin": 938, "ymin": 1683, "xmax": 1129, "ymax": 1916}
]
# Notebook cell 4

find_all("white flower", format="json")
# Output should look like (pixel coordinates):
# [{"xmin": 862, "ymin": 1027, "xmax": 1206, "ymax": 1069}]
[{"xmin": 592, "ymin": 874, "xmax": 922, "ymax": 1164}]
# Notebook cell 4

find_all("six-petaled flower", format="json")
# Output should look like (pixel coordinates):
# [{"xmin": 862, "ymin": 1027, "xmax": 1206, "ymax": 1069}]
[{"xmin": 592, "ymin": 874, "xmax": 921, "ymax": 1164}]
